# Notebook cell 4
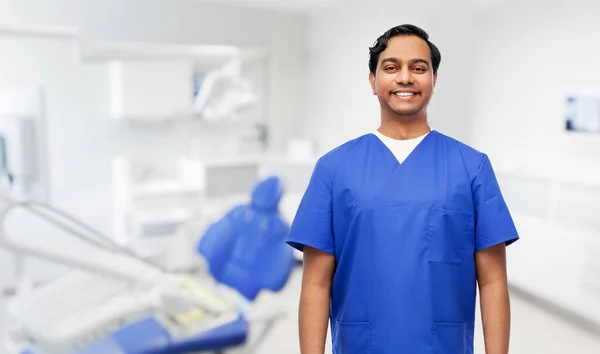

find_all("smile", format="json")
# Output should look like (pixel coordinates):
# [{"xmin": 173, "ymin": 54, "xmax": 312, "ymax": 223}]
[{"xmin": 393, "ymin": 91, "xmax": 420, "ymax": 99}]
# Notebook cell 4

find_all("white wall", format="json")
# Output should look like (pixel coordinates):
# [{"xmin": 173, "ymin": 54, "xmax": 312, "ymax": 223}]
[
  {"xmin": 473, "ymin": 0, "xmax": 600, "ymax": 323},
  {"xmin": 304, "ymin": 0, "xmax": 476, "ymax": 153},
  {"xmin": 472, "ymin": 0, "xmax": 600, "ymax": 181},
  {"xmin": 0, "ymin": 0, "xmax": 307, "ymax": 49},
  {"xmin": 0, "ymin": 0, "xmax": 309, "ymax": 286}
]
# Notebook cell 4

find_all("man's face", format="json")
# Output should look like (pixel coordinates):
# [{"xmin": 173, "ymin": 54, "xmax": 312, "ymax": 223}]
[{"xmin": 369, "ymin": 35, "xmax": 437, "ymax": 119}]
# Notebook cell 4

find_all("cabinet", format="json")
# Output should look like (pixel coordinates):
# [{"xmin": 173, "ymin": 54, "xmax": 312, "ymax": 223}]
[
  {"xmin": 497, "ymin": 168, "xmax": 600, "ymax": 325},
  {"xmin": 82, "ymin": 41, "xmax": 269, "ymax": 123},
  {"xmin": 109, "ymin": 60, "xmax": 194, "ymax": 120}
]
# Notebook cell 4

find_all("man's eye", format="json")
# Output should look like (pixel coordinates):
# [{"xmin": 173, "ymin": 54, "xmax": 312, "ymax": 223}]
[
  {"xmin": 414, "ymin": 67, "xmax": 426, "ymax": 72},
  {"xmin": 384, "ymin": 67, "xmax": 396, "ymax": 71}
]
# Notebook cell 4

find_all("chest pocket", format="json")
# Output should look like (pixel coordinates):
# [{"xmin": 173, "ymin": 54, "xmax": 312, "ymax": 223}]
[{"xmin": 426, "ymin": 207, "xmax": 473, "ymax": 264}]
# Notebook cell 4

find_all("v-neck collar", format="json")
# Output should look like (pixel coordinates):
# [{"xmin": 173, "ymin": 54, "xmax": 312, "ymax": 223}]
[{"xmin": 369, "ymin": 130, "xmax": 437, "ymax": 169}]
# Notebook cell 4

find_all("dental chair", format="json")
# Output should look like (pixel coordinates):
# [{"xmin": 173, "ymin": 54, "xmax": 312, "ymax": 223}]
[
  {"xmin": 197, "ymin": 175, "xmax": 296, "ymax": 301},
  {"xmin": 0, "ymin": 181, "xmax": 293, "ymax": 354}
]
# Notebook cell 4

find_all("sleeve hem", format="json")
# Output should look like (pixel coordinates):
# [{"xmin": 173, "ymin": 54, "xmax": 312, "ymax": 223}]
[
  {"xmin": 286, "ymin": 236, "xmax": 335, "ymax": 255},
  {"xmin": 475, "ymin": 234, "xmax": 519, "ymax": 252}
]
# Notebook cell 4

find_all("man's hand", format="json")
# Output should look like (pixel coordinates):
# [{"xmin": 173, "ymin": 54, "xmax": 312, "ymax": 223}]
[
  {"xmin": 476, "ymin": 242, "xmax": 511, "ymax": 354},
  {"xmin": 299, "ymin": 246, "xmax": 336, "ymax": 354}
]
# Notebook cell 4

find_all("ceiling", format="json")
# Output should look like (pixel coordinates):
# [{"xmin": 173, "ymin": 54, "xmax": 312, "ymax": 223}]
[{"xmin": 195, "ymin": 0, "xmax": 342, "ymax": 13}]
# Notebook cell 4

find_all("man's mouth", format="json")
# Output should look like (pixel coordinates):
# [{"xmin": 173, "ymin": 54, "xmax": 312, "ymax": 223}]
[{"xmin": 393, "ymin": 91, "xmax": 420, "ymax": 98}]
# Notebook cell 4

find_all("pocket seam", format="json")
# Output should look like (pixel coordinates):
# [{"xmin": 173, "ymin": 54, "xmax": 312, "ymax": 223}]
[
  {"xmin": 432, "ymin": 321, "xmax": 467, "ymax": 354},
  {"xmin": 336, "ymin": 321, "xmax": 371, "ymax": 324},
  {"xmin": 432, "ymin": 321, "xmax": 467, "ymax": 329},
  {"xmin": 335, "ymin": 321, "xmax": 372, "ymax": 354},
  {"xmin": 427, "ymin": 208, "xmax": 473, "ymax": 264}
]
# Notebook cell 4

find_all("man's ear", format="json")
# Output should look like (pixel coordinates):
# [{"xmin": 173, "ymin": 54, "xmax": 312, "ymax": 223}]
[
  {"xmin": 369, "ymin": 72, "xmax": 376, "ymax": 95},
  {"xmin": 433, "ymin": 73, "xmax": 438, "ymax": 88}
]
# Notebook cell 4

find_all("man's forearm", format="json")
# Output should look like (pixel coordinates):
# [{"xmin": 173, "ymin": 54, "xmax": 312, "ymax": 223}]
[
  {"xmin": 479, "ymin": 280, "xmax": 511, "ymax": 354},
  {"xmin": 299, "ymin": 284, "xmax": 331, "ymax": 354}
]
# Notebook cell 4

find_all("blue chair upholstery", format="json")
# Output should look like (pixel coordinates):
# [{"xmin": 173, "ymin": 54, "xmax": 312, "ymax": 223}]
[
  {"xmin": 74, "ymin": 315, "xmax": 248, "ymax": 354},
  {"xmin": 197, "ymin": 176, "xmax": 296, "ymax": 301}
]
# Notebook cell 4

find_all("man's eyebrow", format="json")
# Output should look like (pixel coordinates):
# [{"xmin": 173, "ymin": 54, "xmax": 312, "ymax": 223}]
[
  {"xmin": 381, "ymin": 57, "xmax": 399, "ymax": 65},
  {"xmin": 411, "ymin": 58, "xmax": 430, "ymax": 67},
  {"xmin": 381, "ymin": 57, "xmax": 430, "ymax": 67}
]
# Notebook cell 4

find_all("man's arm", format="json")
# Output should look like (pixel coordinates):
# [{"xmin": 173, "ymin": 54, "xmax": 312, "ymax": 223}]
[
  {"xmin": 299, "ymin": 246, "xmax": 336, "ymax": 354},
  {"xmin": 475, "ymin": 242, "xmax": 511, "ymax": 354}
]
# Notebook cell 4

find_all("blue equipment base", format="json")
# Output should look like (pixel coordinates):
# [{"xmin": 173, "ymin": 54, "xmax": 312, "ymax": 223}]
[{"xmin": 22, "ymin": 315, "xmax": 248, "ymax": 354}]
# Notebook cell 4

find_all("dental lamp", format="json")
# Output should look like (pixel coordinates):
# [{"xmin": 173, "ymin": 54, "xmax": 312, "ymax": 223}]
[{"xmin": 192, "ymin": 59, "xmax": 259, "ymax": 122}]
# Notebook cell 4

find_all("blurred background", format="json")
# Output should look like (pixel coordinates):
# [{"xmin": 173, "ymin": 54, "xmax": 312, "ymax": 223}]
[{"xmin": 0, "ymin": 0, "xmax": 599, "ymax": 353}]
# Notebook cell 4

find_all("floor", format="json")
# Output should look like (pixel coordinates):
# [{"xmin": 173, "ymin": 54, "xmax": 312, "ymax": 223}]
[{"xmin": 2, "ymin": 267, "xmax": 600, "ymax": 353}]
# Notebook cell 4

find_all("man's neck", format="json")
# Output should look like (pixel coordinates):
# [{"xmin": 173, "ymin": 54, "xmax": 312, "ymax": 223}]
[{"xmin": 378, "ymin": 114, "xmax": 430, "ymax": 140}]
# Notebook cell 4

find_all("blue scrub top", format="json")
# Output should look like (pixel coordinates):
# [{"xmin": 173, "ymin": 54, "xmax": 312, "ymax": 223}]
[{"xmin": 287, "ymin": 130, "xmax": 519, "ymax": 354}]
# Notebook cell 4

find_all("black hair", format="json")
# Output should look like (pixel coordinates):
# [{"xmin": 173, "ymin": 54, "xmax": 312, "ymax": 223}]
[{"xmin": 369, "ymin": 24, "xmax": 441, "ymax": 75}]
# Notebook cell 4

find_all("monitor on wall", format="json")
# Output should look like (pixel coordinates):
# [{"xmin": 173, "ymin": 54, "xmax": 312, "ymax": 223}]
[{"xmin": 565, "ymin": 92, "xmax": 600, "ymax": 133}]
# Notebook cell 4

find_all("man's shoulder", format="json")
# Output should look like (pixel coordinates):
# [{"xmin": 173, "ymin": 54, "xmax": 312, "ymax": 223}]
[
  {"xmin": 316, "ymin": 133, "xmax": 372, "ymax": 169},
  {"xmin": 435, "ymin": 130, "xmax": 486, "ymax": 165}
]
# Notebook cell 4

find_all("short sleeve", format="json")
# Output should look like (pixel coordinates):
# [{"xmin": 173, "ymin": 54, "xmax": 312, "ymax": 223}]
[
  {"xmin": 473, "ymin": 154, "xmax": 519, "ymax": 252},
  {"xmin": 286, "ymin": 158, "xmax": 335, "ymax": 255}
]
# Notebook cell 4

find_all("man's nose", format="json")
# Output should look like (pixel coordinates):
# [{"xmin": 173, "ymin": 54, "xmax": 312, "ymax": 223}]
[{"xmin": 395, "ymin": 68, "xmax": 413, "ymax": 85}]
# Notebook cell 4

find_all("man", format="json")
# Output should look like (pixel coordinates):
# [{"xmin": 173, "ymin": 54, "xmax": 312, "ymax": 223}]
[{"xmin": 286, "ymin": 24, "xmax": 519, "ymax": 354}]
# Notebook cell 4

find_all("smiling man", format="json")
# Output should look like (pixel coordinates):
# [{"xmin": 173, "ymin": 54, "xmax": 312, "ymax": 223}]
[{"xmin": 286, "ymin": 24, "xmax": 519, "ymax": 354}]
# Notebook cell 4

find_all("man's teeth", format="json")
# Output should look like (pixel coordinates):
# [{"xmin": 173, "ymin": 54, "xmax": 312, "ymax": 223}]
[{"xmin": 395, "ymin": 92, "xmax": 415, "ymax": 97}]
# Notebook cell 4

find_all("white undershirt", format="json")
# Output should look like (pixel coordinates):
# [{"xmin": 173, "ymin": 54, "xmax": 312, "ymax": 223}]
[{"xmin": 373, "ymin": 130, "xmax": 429, "ymax": 164}]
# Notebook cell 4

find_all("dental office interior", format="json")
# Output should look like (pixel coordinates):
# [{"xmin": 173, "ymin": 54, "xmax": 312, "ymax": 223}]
[{"xmin": 1, "ymin": 0, "xmax": 600, "ymax": 353}]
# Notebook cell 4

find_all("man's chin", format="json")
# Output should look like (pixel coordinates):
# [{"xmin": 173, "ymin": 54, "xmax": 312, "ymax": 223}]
[{"xmin": 391, "ymin": 109, "xmax": 423, "ymax": 118}]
